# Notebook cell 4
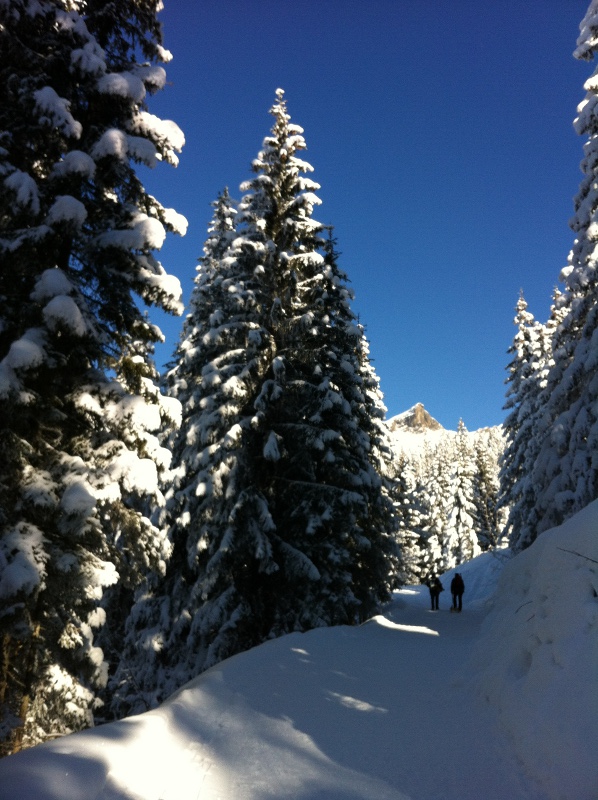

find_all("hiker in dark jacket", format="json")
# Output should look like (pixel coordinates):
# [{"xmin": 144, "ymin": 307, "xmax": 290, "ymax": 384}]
[
  {"xmin": 425, "ymin": 575, "xmax": 443, "ymax": 611},
  {"xmin": 450, "ymin": 573, "xmax": 465, "ymax": 612}
]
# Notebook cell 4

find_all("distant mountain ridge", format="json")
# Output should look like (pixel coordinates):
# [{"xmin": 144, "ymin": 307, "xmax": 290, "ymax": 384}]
[{"xmin": 386, "ymin": 403, "xmax": 503, "ymax": 458}]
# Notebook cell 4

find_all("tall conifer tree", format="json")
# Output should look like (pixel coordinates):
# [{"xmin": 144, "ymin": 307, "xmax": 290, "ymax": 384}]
[
  {"xmin": 0, "ymin": 0, "xmax": 184, "ymax": 751},
  {"xmin": 500, "ymin": 294, "xmax": 545, "ymax": 547},
  {"xmin": 114, "ymin": 91, "xmax": 398, "ymax": 714},
  {"xmin": 388, "ymin": 453, "xmax": 424, "ymax": 584},
  {"xmin": 473, "ymin": 433, "xmax": 506, "ymax": 551},
  {"xmin": 523, "ymin": 0, "xmax": 598, "ymax": 541},
  {"xmin": 444, "ymin": 421, "xmax": 479, "ymax": 566}
]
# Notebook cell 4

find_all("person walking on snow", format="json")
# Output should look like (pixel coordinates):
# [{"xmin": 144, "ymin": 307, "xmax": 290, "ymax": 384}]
[
  {"xmin": 451, "ymin": 573, "xmax": 465, "ymax": 612},
  {"xmin": 425, "ymin": 575, "xmax": 444, "ymax": 611}
]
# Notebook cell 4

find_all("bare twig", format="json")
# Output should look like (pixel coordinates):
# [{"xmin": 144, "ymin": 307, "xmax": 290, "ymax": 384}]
[
  {"xmin": 557, "ymin": 547, "xmax": 598, "ymax": 565},
  {"xmin": 515, "ymin": 600, "xmax": 533, "ymax": 614}
]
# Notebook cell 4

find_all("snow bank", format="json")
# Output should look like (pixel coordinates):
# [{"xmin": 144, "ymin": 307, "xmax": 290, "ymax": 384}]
[
  {"xmin": 441, "ymin": 549, "xmax": 511, "ymax": 610},
  {"xmin": 470, "ymin": 501, "xmax": 598, "ymax": 799}
]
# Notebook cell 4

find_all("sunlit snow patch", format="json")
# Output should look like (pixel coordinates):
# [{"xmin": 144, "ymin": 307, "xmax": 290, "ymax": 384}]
[
  {"xmin": 365, "ymin": 614, "xmax": 439, "ymax": 636},
  {"xmin": 326, "ymin": 691, "xmax": 388, "ymax": 714}
]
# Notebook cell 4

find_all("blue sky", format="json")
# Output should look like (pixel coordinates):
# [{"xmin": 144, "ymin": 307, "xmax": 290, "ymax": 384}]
[{"xmin": 144, "ymin": 0, "xmax": 591, "ymax": 431}]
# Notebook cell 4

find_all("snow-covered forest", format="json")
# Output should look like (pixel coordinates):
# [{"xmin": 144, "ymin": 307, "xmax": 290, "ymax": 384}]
[
  {"xmin": 387, "ymin": 407, "xmax": 506, "ymax": 583},
  {"xmin": 0, "ymin": 1, "xmax": 597, "ymax": 796}
]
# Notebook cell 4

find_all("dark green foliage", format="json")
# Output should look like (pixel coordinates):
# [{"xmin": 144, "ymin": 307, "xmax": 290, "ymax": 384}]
[
  {"xmin": 0, "ymin": 0, "xmax": 183, "ymax": 752},
  {"xmin": 113, "ymin": 92, "xmax": 398, "ymax": 716}
]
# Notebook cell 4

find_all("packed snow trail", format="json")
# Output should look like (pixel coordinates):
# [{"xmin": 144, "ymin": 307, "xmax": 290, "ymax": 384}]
[
  {"xmin": 0, "ymin": 580, "xmax": 548, "ymax": 800},
  {"xmin": 370, "ymin": 587, "xmax": 545, "ymax": 799}
]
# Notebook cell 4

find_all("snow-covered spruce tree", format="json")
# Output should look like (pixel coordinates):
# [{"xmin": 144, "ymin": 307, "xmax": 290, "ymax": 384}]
[
  {"xmin": 387, "ymin": 452, "xmax": 424, "ymax": 584},
  {"xmin": 109, "ymin": 187, "xmax": 244, "ymax": 712},
  {"xmin": 113, "ymin": 91, "xmax": 398, "ymax": 714},
  {"xmin": 419, "ymin": 439, "xmax": 452, "ymax": 574},
  {"xmin": 472, "ymin": 430, "xmax": 506, "ymax": 550},
  {"xmin": 499, "ymin": 293, "xmax": 546, "ymax": 548},
  {"xmin": 408, "ymin": 441, "xmax": 437, "ymax": 566},
  {"xmin": 523, "ymin": 1, "xmax": 598, "ymax": 541},
  {"xmin": 444, "ymin": 420, "xmax": 480, "ymax": 566},
  {"xmin": 322, "ymin": 232, "xmax": 400, "ymax": 601},
  {"xmin": 408, "ymin": 463, "xmax": 438, "ymax": 580},
  {"xmin": 499, "ymin": 292, "xmax": 567, "ymax": 551},
  {"xmin": 0, "ymin": 0, "xmax": 184, "ymax": 752}
]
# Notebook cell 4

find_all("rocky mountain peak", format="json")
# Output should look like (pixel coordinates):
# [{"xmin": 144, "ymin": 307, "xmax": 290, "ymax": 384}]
[{"xmin": 387, "ymin": 403, "xmax": 444, "ymax": 433}]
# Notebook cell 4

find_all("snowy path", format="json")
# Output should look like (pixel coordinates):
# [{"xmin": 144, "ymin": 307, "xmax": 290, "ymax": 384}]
[
  {"xmin": 370, "ymin": 588, "xmax": 546, "ymax": 799},
  {"xmin": 0, "ymin": 582, "xmax": 550, "ymax": 800}
]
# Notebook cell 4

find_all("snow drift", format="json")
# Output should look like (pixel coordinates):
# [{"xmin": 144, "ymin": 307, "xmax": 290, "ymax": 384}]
[{"xmin": 470, "ymin": 499, "xmax": 598, "ymax": 799}]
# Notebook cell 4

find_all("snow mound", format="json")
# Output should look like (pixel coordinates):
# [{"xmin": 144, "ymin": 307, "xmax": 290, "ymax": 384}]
[
  {"xmin": 441, "ymin": 548, "xmax": 511, "ymax": 610},
  {"xmin": 469, "ymin": 500, "xmax": 598, "ymax": 799}
]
